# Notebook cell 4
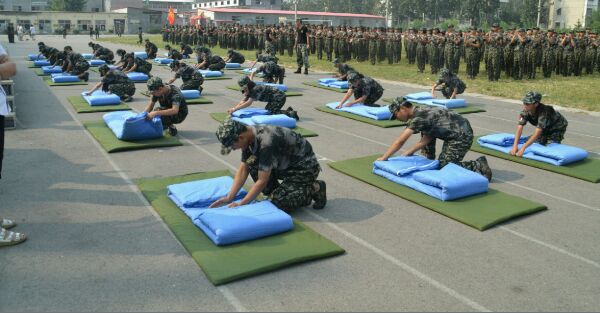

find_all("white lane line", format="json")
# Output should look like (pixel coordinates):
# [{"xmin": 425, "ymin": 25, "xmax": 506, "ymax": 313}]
[{"xmin": 52, "ymin": 93, "xmax": 246, "ymax": 312}]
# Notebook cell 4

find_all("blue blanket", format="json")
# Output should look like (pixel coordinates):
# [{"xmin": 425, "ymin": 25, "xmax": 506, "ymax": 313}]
[
  {"xmin": 225, "ymin": 63, "xmax": 242, "ymax": 68},
  {"xmin": 134, "ymin": 52, "xmax": 148, "ymax": 60},
  {"xmin": 82, "ymin": 91, "xmax": 121, "ymax": 106},
  {"xmin": 88, "ymin": 59, "xmax": 106, "ymax": 66},
  {"xmin": 199, "ymin": 70, "xmax": 223, "ymax": 77},
  {"xmin": 373, "ymin": 156, "xmax": 488, "ymax": 201},
  {"xmin": 403, "ymin": 92, "xmax": 467, "ymax": 109},
  {"xmin": 127, "ymin": 72, "xmax": 149, "ymax": 82},
  {"xmin": 255, "ymin": 82, "xmax": 288, "ymax": 92},
  {"xmin": 102, "ymin": 111, "xmax": 163, "ymax": 141},
  {"xmin": 181, "ymin": 89, "xmax": 201, "ymax": 99},
  {"xmin": 34, "ymin": 60, "xmax": 51, "ymax": 67},
  {"xmin": 193, "ymin": 201, "xmax": 294, "ymax": 246},
  {"xmin": 51, "ymin": 74, "xmax": 80, "ymax": 83},
  {"xmin": 242, "ymin": 68, "xmax": 258, "ymax": 73},
  {"xmin": 232, "ymin": 117, "xmax": 255, "ymax": 126},
  {"xmin": 154, "ymin": 58, "xmax": 173, "ymax": 64},
  {"xmin": 405, "ymin": 92, "xmax": 434, "ymax": 100},
  {"xmin": 251, "ymin": 114, "xmax": 296, "ymax": 128},
  {"xmin": 81, "ymin": 53, "xmax": 93, "ymax": 60},
  {"xmin": 326, "ymin": 102, "xmax": 390, "ymax": 120},
  {"xmin": 478, "ymin": 133, "xmax": 589, "ymax": 166},
  {"xmin": 317, "ymin": 79, "xmax": 349, "ymax": 89},
  {"xmin": 318, "ymin": 78, "xmax": 338, "ymax": 84},
  {"xmin": 41, "ymin": 66, "xmax": 63, "ymax": 74},
  {"xmin": 231, "ymin": 108, "xmax": 270, "ymax": 118},
  {"xmin": 28, "ymin": 54, "xmax": 45, "ymax": 61}
]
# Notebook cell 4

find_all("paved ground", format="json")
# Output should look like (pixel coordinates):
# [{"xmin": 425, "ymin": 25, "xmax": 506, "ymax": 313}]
[{"xmin": 2, "ymin": 35, "xmax": 600, "ymax": 312}]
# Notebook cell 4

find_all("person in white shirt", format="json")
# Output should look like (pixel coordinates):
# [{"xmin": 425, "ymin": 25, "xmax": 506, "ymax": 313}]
[
  {"xmin": 0, "ymin": 43, "xmax": 26, "ymax": 247},
  {"xmin": 16, "ymin": 25, "xmax": 23, "ymax": 41},
  {"xmin": 29, "ymin": 25, "xmax": 36, "ymax": 41}
]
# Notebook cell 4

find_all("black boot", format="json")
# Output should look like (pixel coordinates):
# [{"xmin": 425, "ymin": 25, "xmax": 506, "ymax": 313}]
[
  {"xmin": 304, "ymin": 67, "xmax": 308, "ymax": 75},
  {"xmin": 294, "ymin": 67, "xmax": 301, "ymax": 74}
]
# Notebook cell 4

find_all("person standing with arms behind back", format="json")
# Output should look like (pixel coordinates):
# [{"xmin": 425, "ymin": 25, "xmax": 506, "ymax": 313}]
[
  {"xmin": 294, "ymin": 19, "xmax": 310, "ymax": 75},
  {"xmin": 138, "ymin": 27, "xmax": 143, "ymax": 45}
]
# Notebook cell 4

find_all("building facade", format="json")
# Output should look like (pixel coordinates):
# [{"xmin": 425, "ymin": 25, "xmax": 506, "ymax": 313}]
[
  {"xmin": 111, "ymin": 7, "xmax": 170, "ymax": 32},
  {"xmin": 106, "ymin": 0, "xmax": 193, "ymax": 12},
  {"xmin": 0, "ymin": 10, "xmax": 127, "ymax": 34},
  {"xmin": 549, "ymin": 0, "xmax": 598, "ymax": 28},
  {"xmin": 0, "ymin": 0, "xmax": 106, "ymax": 12},
  {"xmin": 192, "ymin": 0, "xmax": 282, "ymax": 10}
]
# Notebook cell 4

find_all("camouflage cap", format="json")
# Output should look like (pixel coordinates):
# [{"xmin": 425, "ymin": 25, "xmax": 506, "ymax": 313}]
[
  {"xmin": 37, "ymin": 41, "xmax": 45, "ymax": 46},
  {"xmin": 347, "ymin": 71, "xmax": 362, "ymax": 84},
  {"xmin": 169, "ymin": 60, "xmax": 180, "ymax": 70},
  {"xmin": 440, "ymin": 68, "xmax": 451, "ymax": 78},
  {"xmin": 147, "ymin": 77, "xmax": 164, "ymax": 91},
  {"xmin": 522, "ymin": 91, "xmax": 542, "ymax": 104},
  {"xmin": 333, "ymin": 58, "xmax": 341, "ymax": 65},
  {"xmin": 238, "ymin": 76, "xmax": 251, "ymax": 87},
  {"xmin": 98, "ymin": 64, "xmax": 110, "ymax": 74},
  {"xmin": 215, "ymin": 118, "xmax": 246, "ymax": 155},
  {"xmin": 388, "ymin": 97, "xmax": 405, "ymax": 119}
]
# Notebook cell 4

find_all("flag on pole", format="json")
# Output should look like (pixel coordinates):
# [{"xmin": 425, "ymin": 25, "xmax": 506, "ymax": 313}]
[{"xmin": 168, "ymin": 6, "xmax": 175, "ymax": 25}]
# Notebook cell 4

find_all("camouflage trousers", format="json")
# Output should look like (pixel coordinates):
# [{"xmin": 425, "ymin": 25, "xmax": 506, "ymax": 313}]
[
  {"xmin": 208, "ymin": 61, "xmax": 225, "ymax": 71},
  {"xmin": 466, "ymin": 49, "xmax": 480, "ymax": 78},
  {"xmin": 264, "ymin": 92, "xmax": 287, "ymax": 114},
  {"xmin": 353, "ymin": 87, "xmax": 383, "ymax": 106},
  {"xmin": 487, "ymin": 48, "xmax": 502, "ymax": 81},
  {"xmin": 181, "ymin": 78, "xmax": 204, "ymax": 93},
  {"xmin": 263, "ymin": 68, "xmax": 285, "ymax": 84},
  {"xmin": 416, "ymin": 44, "xmax": 427, "ymax": 72},
  {"xmin": 542, "ymin": 48, "xmax": 556, "ymax": 78},
  {"xmin": 296, "ymin": 43, "xmax": 309, "ymax": 68},
  {"xmin": 440, "ymin": 85, "xmax": 464, "ymax": 99},
  {"xmin": 248, "ymin": 164, "xmax": 321, "ymax": 212},
  {"xmin": 265, "ymin": 41, "xmax": 275, "ymax": 56},
  {"xmin": 154, "ymin": 107, "xmax": 188, "ymax": 129},
  {"xmin": 538, "ymin": 127, "xmax": 567, "ymax": 146},
  {"xmin": 107, "ymin": 82, "xmax": 135, "ymax": 99},
  {"xmin": 136, "ymin": 62, "xmax": 152, "ymax": 75},
  {"xmin": 421, "ymin": 134, "xmax": 485, "ymax": 175},
  {"xmin": 70, "ymin": 61, "xmax": 90, "ymax": 75},
  {"xmin": 97, "ymin": 53, "xmax": 114, "ymax": 63}
]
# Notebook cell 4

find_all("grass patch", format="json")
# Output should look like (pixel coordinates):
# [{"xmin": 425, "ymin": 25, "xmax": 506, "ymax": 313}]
[{"xmin": 98, "ymin": 35, "xmax": 600, "ymax": 112}]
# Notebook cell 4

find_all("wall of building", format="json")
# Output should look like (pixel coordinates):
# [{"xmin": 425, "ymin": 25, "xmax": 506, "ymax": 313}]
[
  {"xmin": 549, "ymin": 0, "xmax": 598, "ymax": 28},
  {"xmin": 198, "ymin": 10, "xmax": 384, "ymax": 27},
  {"xmin": 0, "ymin": 11, "xmax": 128, "ymax": 34},
  {"xmin": 193, "ymin": 0, "xmax": 282, "ymax": 10},
  {"xmin": 123, "ymin": 7, "xmax": 168, "ymax": 33}
]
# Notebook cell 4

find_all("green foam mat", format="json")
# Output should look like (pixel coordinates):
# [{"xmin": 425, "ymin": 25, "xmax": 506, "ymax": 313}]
[
  {"xmin": 316, "ymin": 106, "xmax": 406, "ymax": 128},
  {"xmin": 136, "ymin": 171, "xmax": 345, "ymax": 285},
  {"xmin": 329, "ymin": 155, "xmax": 547, "ymax": 230},
  {"xmin": 67, "ymin": 96, "xmax": 131, "ymax": 113},
  {"xmin": 302, "ymin": 81, "xmax": 349, "ymax": 93},
  {"xmin": 382, "ymin": 98, "xmax": 487, "ymax": 115},
  {"xmin": 204, "ymin": 76, "xmax": 232, "ymax": 80},
  {"xmin": 27, "ymin": 62, "xmax": 40, "ymax": 68},
  {"xmin": 82, "ymin": 120, "xmax": 182, "ymax": 153},
  {"xmin": 226, "ymin": 85, "xmax": 303, "ymax": 97},
  {"xmin": 139, "ymin": 91, "xmax": 213, "ymax": 104},
  {"xmin": 210, "ymin": 112, "xmax": 318, "ymax": 137},
  {"xmin": 43, "ymin": 77, "xmax": 88, "ymax": 86},
  {"xmin": 470, "ymin": 138, "xmax": 600, "ymax": 183},
  {"xmin": 33, "ymin": 68, "xmax": 48, "ymax": 76}
]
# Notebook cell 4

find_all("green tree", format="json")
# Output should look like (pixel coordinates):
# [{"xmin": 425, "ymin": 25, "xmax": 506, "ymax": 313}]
[
  {"xmin": 588, "ymin": 9, "xmax": 600, "ymax": 34},
  {"xmin": 49, "ymin": 0, "xmax": 87, "ymax": 11}
]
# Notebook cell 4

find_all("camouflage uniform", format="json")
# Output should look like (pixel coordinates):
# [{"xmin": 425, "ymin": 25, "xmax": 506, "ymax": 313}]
[
  {"xmin": 405, "ymin": 106, "xmax": 488, "ymax": 176},
  {"xmin": 335, "ymin": 62, "xmax": 355, "ymax": 81},
  {"xmin": 102, "ymin": 69, "xmax": 135, "ymax": 100},
  {"xmin": 542, "ymin": 33, "xmax": 557, "ymax": 78},
  {"xmin": 486, "ymin": 31, "xmax": 503, "ymax": 81},
  {"xmin": 148, "ymin": 81, "xmax": 188, "ymax": 129},
  {"xmin": 245, "ymin": 85, "xmax": 287, "ymax": 114},
  {"xmin": 296, "ymin": 25, "xmax": 310, "ymax": 69},
  {"xmin": 258, "ymin": 61, "xmax": 285, "ymax": 84},
  {"xmin": 227, "ymin": 50, "xmax": 245, "ymax": 64},
  {"xmin": 353, "ymin": 76, "xmax": 384, "ymax": 106},
  {"xmin": 95, "ymin": 47, "xmax": 114, "ymax": 63},
  {"xmin": 216, "ymin": 120, "xmax": 324, "ymax": 212},
  {"xmin": 265, "ymin": 28, "xmax": 275, "ymax": 56},
  {"xmin": 132, "ymin": 57, "xmax": 152, "ymax": 75},
  {"xmin": 437, "ymin": 71, "xmax": 466, "ymax": 99},
  {"xmin": 465, "ymin": 32, "xmax": 481, "ymax": 79},
  {"xmin": 175, "ymin": 64, "xmax": 204, "ymax": 92},
  {"xmin": 204, "ymin": 55, "xmax": 226, "ymax": 71},
  {"xmin": 416, "ymin": 32, "xmax": 428, "ymax": 73},
  {"xmin": 519, "ymin": 93, "xmax": 568, "ymax": 145},
  {"xmin": 67, "ymin": 53, "xmax": 90, "ymax": 75},
  {"xmin": 145, "ymin": 41, "xmax": 158, "ymax": 59},
  {"xmin": 324, "ymin": 28, "xmax": 334, "ymax": 61}
]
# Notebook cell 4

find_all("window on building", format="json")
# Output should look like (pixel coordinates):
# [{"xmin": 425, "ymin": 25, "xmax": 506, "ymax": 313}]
[
  {"xmin": 77, "ymin": 20, "xmax": 91, "ymax": 31},
  {"xmin": 556, "ymin": 8, "xmax": 561, "ymax": 15},
  {"xmin": 270, "ymin": 0, "xmax": 276, "ymax": 4},
  {"xmin": 13, "ymin": 5, "xmax": 22, "ymax": 11},
  {"xmin": 58, "ymin": 19, "xmax": 71, "ymax": 30},
  {"xmin": 555, "ymin": 22, "xmax": 561, "ymax": 28},
  {"xmin": 92, "ymin": 8, "xmax": 100, "ymax": 12},
  {"xmin": 232, "ymin": 16, "xmax": 240, "ymax": 22},
  {"xmin": 149, "ymin": 14, "xmax": 162, "ymax": 25},
  {"xmin": 227, "ymin": 1, "xmax": 230, "ymax": 4},
  {"xmin": 17, "ymin": 20, "xmax": 31, "ymax": 27},
  {"xmin": 38, "ymin": 20, "xmax": 51, "ymax": 33},
  {"xmin": 95, "ymin": 20, "xmax": 106, "ymax": 31},
  {"xmin": 256, "ymin": 16, "xmax": 265, "ymax": 25}
]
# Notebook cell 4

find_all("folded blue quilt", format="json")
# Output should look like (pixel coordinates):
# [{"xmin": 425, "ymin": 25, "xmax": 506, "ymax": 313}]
[
  {"xmin": 242, "ymin": 68, "xmax": 257, "ymax": 73},
  {"xmin": 42, "ymin": 66, "xmax": 63, "ymax": 74},
  {"xmin": 251, "ymin": 114, "xmax": 296, "ymax": 128},
  {"xmin": 102, "ymin": 111, "xmax": 163, "ymax": 141},
  {"xmin": 134, "ymin": 52, "xmax": 148, "ymax": 59},
  {"xmin": 255, "ymin": 82, "xmax": 288, "ymax": 92},
  {"xmin": 82, "ymin": 53, "xmax": 93, "ymax": 60},
  {"xmin": 225, "ymin": 63, "xmax": 242, "ymax": 68},
  {"xmin": 181, "ymin": 89, "xmax": 201, "ymax": 99},
  {"xmin": 199, "ymin": 70, "xmax": 223, "ymax": 77},
  {"xmin": 154, "ymin": 58, "xmax": 173, "ymax": 64},
  {"xmin": 82, "ymin": 91, "xmax": 121, "ymax": 106},
  {"xmin": 318, "ymin": 78, "xmax": 338, "ymax": 84},
  {"xmin": 405, "ymin": 92, "xmax": 434, "ymax": 100},
  {"xmin": 51, "ymin": 74, "xmax": 80, "ymax": 83},
  {"xmin": 478, "ymin": 134, "xmax": 588, "ymax": 166},
  {"xmin": 327, "ymin": 81, "xmax": 349, "ymax": 89},
  {"xmin": 232, "ymin": 117, "xmax": 255, "ymax": 126},
  {"xmin": 34, "ymin": 60, "xmax": 51, "ymax": 67},
  {"xmin": 127, "ymin": 72, "xmax": 149, "ymax": 82},
  {"xmin": 88, "ymin": 59, "xmax": 106, "ymax": 66},
  {"xmin": 193, "ymin": 200, "xmax": 294, "ymax": 246},
  {"xmin": 167, "ymin": 176, "xmax": 248, "ymax": 219},
  {"xmin": 373, "ymin": 156, "xmax": 488, "ymax": 201},
  {"xmin": 431, "ymin": 99, "xmax": 466, "ymax": 108},
  {"xmin": 325, "ymin": 102, "xmax": 389, "ymax": 120},
  {"xmin": 28, "ymin": 54, "xmax": 45, "ymax": 61},
  {"xmin": 231, "ymin": 108, "xmax": 270, "ymax": 118}
]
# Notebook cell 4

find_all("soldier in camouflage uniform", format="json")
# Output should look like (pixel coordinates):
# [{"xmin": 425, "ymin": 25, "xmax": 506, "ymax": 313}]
[
  {"xmin": 93, "ymin": 45, "xmax": 115, "ymax": 64},
  {"xmin": 336, "ymin": 72, "xmax": 384, "ymax": 108},
  {"xmin": 251, "ymin": 60, "xmax": 285, "ymax": 85},
  {"xmin": 465, "ymin": 27, "xmax": 481, "ymax": 79},
  {"xmin": 509, "ymin": 91, "xmax": 568, "ymax": 157},
  {"xmin": 584, "ymin": 32, "xmax": 596, "ymax": 75},
  {"xmin": 431, "ymin": 69, "xmax": 466, "ymax": 99},
  {"xmin": 524, "ymin": 29, "xmax": 537, "ymax": 79},
  {"xmin": 368, "ymin": 29, "xmax": 378, "ymax": 65},
  {"xmin": 144, "ymin": 39, "xmax": 158, "ymax": 59},
  {"xmin": 315, "ymin": 25, "xmax": 324, "ymax": 60},
  {"xmin": 167, "ymin": 60, "xmax": 204, "ymax": 93},
  {"xmin": 232, "ymin": 76, "xmax": 298, "ymax": 120},
  {"xmin": 416, "ymin": 28, "xmax": 429, "ymax": 73},
  {"xmin": 393, "ymin": 28, "xmax": 402, "ymax": 63},
  {"xmin": 165, "ymin": 45, "xmax": 183, "ymax": 60},
  {"xmin": 324, "ymin": 26, "xmax": 334, "ymax": 61},
  {"xmin": 444, "ymin": 25, "xmax": 462, "ymax": 74},
  {"xmin": 573, "ymin": 30, "xmax": 585, "ymax": 76},
  {"xmin": 294, "ymin": 19, "xmax": 310, "ymax": 74},
  {"xmin": 406, "ymin": 28, "xmax": 417, "ymax": 64},
  {"xmin": 84, "ymin": 64, "xmax": 135, "ymax": 102},
  {"xmin": 333, "ymin": 58, "xmax": 355, "ymax": 81},
  {"xmin": 511, "ymin": 28, "xmax": 527, "ymax": 80},
  {"xmin": 212, "ymin": 118, "xmax": 327, "ymax": 212},
  {"xmin": 486, "ymin": 24, "xmax": 503, "ymax": 81},
  {"xmin": 195, "ymin": 50, "xmax": 226, "ymax": 71},
  {"xmin": 560, "ymin": 32, "xmax": 575, "ymax": 76},
  {"xmin": 144, "ymin": 77, "xmax": 188, "ymax": 136},
  {"xmin": 381, "ymin": 98, "xmax": 492, "ymax": 181},
  {"xmin": 264, "ymin": 25, "xmax": 275, "ymax": 56},
  {"xmin": 225, "ymin": 49, "xmax": 246, "ymax": 64},
  {"xmin": 429, "ymin": 27, "xmax": 444, "ymax": 74},
  {"xmin": 180, "ymin": 43, "xmax": 193, "ymax": 59},
  {"xmin": 122, "ymin": 53, "xmax": 152, "ymax": 75},
  {"xmin": 63, "ymin": 46, "xmax": 90, "ymax": 81},
  {"xmin": 542, "ymin": 29, "xmax": 557, "ymax": 78}
]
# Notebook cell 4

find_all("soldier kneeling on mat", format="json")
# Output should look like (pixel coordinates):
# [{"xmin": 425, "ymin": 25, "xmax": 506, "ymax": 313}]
[
  {"xmin": 336, "ymin": 72, "xmax": 384, "ymax": 108},
  {"xmin": 250, "ymin": 60, "xmax": 285, "ymax": 84},
  {"xmin": 509, "ymin": 91, "xmax": 569, "ymax": 157},
  {"xmin": 144, "ymin": 77, "xmax": 188, "ymax": 136},
  {"xmin": 84, "ymin": 64, "xmax": 135, "ymax": 102},
  {"xmin": 431, "ymin": 68, "xmax": 466, "ymax": 99},
  {"xmin": 167, "ymin": 60, "xmax": 204, "ymax": 93},
  {"xmin": 379, "ymin": 97, "xmax": 493, "ymax": 181},
  {"xmin": 210, "ymin": 118, "xmax": 327, "ymax": 212},
  {"xmin": 195, "ymin": 50, "xmax": 226, "ymax": 71},
  {"xmin": 122, "ymin": 53, "xmax": 153, "ymax": 75},
  {"xmin": 165, "ymin": 45, "xmax": 182, "ymax": 60},
  {"xmin": 63, "ymin": 46, "xmax": 90, "ymax": 82},
  {"xmin": 333, "ymin": 58, "xmax": 355, "ymax": 81},
  {"xmin": 144, "ymin": 38, "xmax": 158, "ymax": 59},
  {"xmin": 229, "ymin": 76, "xmax": 299, "ymax": 120},
  {"xmin": 225, "ymin": 49, "xmax": 245, "ymax": 64}
]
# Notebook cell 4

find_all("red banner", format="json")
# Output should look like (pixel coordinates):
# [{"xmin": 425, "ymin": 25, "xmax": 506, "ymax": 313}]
[{"xmin": 168, "ymin": 6, "xmax": 175, "ymax": 25}]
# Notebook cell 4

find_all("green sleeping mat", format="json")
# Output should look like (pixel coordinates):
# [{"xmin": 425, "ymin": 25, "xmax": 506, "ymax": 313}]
[
  {"xmin": 210, "ymin": 112, "xmax": 318, "ymax": 137},
  {"xmin": 43, "ymin": 77, "xmax": 88, "ymax": 86},
  {"xmin": 139, "ymin": 91, "xmax": 213, "ymax": 104},
  {"xmin": 82, "ymin": 120, "xmax": 182, "ymax": 153},
  {"xmin": 382, "ymin": 98, "xmax": 487, "ymax": 115},
  {"xmin": 302, "ymin": 81, "xmax": 349, "ymax": 93},
  {"xmin": 67, "ymin": 96, "xmax": 131, "ymax": 113},
  {"xmin": 316, "ymin": 106, "xmax": 406, "ymax": 128},
  {"xmin": 226, "ymin": 85, "xmax": 303, "ymax": 97}
]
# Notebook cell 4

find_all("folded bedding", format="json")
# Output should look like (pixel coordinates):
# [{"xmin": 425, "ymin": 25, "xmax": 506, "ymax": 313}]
[
  {"xmin": 82, "ymin": 91, "xmax": 121, "ymax": 106},
  {"xmin": 81, "ymin": 53, "xmax": 93, "ymax": 60},
  {"xmin": 154, "ymin": 57, "xmax": 173, "ymax": 64},
  {"xmin": 255, "ymin": 82, "xmax": 288, "ymax": 92},
  {"xmin": 134, "ymin": 52, "xmax": 148, "ymax": 59},
  {"xmin": 41, "ymin": 66, "xmax": 63, "ymax": 74},
  {"xmin": 225, "ymin": 63, "xmax": 242, "ymax": 68},
  {"xmin": 325, "ymin": 102, "xmax": 391, "ymax": 120},
  {"xmin": 231, "ymin": 108, "xmax": 270, "ymax": 118},
  {"xmin": 318, "ymin": 78, "xmax": 338, "ymax": 84},
  {"xmin": 477, "ymin": 133, "xmax": 588, "ymax": 166},
  {"xmin": 51, "ymin": 74, "xmax": 80, "ymax": 83},
  {"xmin": 199, "ymin": 70, "xmax": 223, "ymax": 77},
  {"xmin": 88, "ymin": 59, "xmax": 106, "ymax": 66},
  {"xmin": 127, "ymin": 72, "xmax": 149, "ymax": 82},
  {"xmin": 251, "ymin": 114, "xmax": 296, "ymax": 128},
  {"xmin": 373, "ymin": 156, "xmax": 489, "ymax": 201},
  {"xmin": 327, "ymin": 81, "xmax": 349, "ymax": 89},
  {"xmin": 405, "ymin": 92, "xmax": 434, "ymax": 100},
  {"xmin": 242, "ymin": 68, "xmax": 258, "ymax": 73},
  {"xmin": 34, "ymin": 60, "xmax": 51, "ymax": 67},
  {"xmin": 28, "ymin": 54, "xmax": 45, "ymax": 61},
  {"xmin": 102, "ymin": 111, "xmax": 163, "ymax": 141},
  {"xmin": 181, "ymin": 89, "xmax": 201, "ymax": 99}
]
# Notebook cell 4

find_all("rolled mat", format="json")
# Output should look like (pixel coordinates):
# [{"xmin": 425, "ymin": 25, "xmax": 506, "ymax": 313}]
[
  {"xmin": 139, "ymin": 91, "xmax": 213, "ymax": 104},
  {"xmin": 329, "ymin": 155, "xmax": 547, "ymax": 230},
  {"xmin": 67, "ymin": 96, "xmax": 131, "ymax": 113},
  {"xmin": 82, "ymin": 120, "xmax": 182, "ymax": 153},
  {"xmin": 470, "ymin": 137, "xmax": 600, "ymax": 183},
  {"xmin": 226, "ymin": 85, "xmax": 302, "ymax": 97},
  {"xmin": 316, "ymin": 106, "xmax": 406, "ymax": 128},
  {"xmin": 210, "ymin": 113, "xmax": 318, "ymax": 137},
  {"xmin": 302, "ymin": 81, "xmax": 348, "ymax": 93},
  {"xmin": 43, "ymin": 77, "xmax": 88, "ymax": 86},
  {"xmin": 135, "ymin": 171, "xmax": 345, "ymax": 285},
  {"xmin": 382, "ymin": 98, "xmax": 486, "ymax": 115}
]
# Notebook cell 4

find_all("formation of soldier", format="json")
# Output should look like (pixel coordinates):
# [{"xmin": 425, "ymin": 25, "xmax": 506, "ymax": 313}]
[{"xmin": 161, "ymin": 23, "xmax": 599, "ymax": 81}]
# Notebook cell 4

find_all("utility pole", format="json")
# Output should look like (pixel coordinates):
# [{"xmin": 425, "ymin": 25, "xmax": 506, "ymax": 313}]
[
  {"xmin": 294, "ymin": 0, "xmax": 298, "ymax": 22},
  {"xmin": 536, "ymin": 0, "xmax": 542, "ymax": 27}
]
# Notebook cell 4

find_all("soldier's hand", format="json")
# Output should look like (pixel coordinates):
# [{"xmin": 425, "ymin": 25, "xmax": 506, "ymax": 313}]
[
  {"xmin": 227, "ymin": 202, "xmax": 242, "ymax": 208},
  {"xmin": 227, "ymin": 107, "xmax": 236, "ymax": 115},
  {"xmin": 209, "ymin": 197, "xmax": 230, "ymax": 208},
  {"xmin": 335, "ymin": 102, "xmax": 344, "ymax": 109},
  {"xmin": 516, "ymin": 149, "xmax": 525, "ymax": 157},
  {"xmin": 83, "ymin": 92, "xmax": 90, "ymax": 96},
  {"xmin": 146, "ymin": 111, "xmax": 156, "ymax": 120},
  {"xmin": 509, "ymin": 146, "xmax": 518, "ymax": 156},
  {"xmin": 376, "ymin": 156, "xmax": 388, "ymax": 161}
]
